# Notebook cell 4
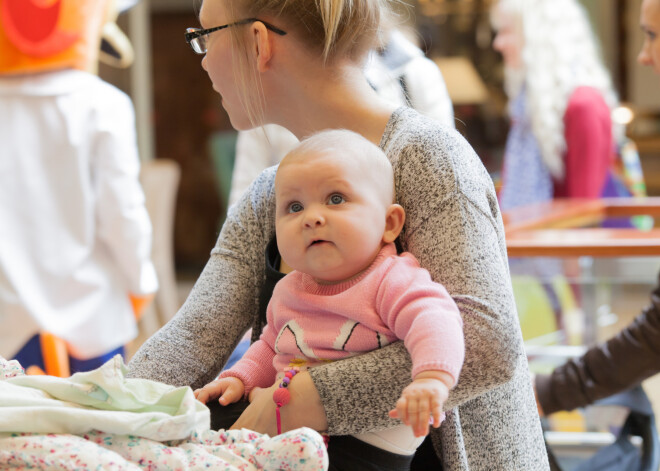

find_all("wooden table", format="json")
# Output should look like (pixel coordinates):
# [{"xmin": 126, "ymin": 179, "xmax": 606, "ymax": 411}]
[
  {"xmin": 503, "ymin": 198, "xmax": 660, "ymax": 345},
  {"xmin": 502, "ymin": 198, "xmax": 660, "ymax": 257}
]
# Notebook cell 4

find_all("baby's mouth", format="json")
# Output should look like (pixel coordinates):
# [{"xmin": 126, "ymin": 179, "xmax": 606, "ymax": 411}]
[{"xmin": 309, "ymin": 239, "xmax": 329, "ymax": 247}]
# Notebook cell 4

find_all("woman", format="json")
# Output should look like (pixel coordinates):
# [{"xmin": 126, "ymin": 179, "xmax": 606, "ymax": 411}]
[
  {"xmin": 492, "ymin": 0, "xmax": 618, "ymax": 211},
  {"xmin": 534, "ymin": 0, "xmax": 660, "ymax": 416},
  {"xmin": 639, "ymin": 0, "xmax": 660, "ymax": 75},
  {"xmin": 127, "ymin": 0, "xmax": 549, "ymax": 468}
]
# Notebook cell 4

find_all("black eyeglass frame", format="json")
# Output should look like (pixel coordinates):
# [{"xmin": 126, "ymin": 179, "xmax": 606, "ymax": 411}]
[{"xmin": 185, "ymin": 18, "xmax": 287, "ymax": 54}]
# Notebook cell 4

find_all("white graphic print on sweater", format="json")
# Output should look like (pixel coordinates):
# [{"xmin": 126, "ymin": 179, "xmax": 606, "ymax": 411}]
[{"xmin": 274, "ymin": 319, "xmax": 393, "ymax": 365}]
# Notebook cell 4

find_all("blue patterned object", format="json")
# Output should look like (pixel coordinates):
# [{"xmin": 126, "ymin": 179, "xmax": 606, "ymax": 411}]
[{"xmin": 499, "ymin": 89, "xmax": 554, "ymax": 211}]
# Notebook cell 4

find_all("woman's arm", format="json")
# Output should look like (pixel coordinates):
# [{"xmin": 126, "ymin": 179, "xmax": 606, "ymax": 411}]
[
  {"xmin": 536, "ymin": 275, "xmax": 660, "ymax": 415},
  {"xmin": 232, "ymin": 371, "xmax": 328, "ymax": 436},
  {"xmin": 557, "ymin": 86, "xmax": 612, "ymax": 198},
  {"xmin": 127, "ymin": 168, "xmax": 278, "ymax": 389}
]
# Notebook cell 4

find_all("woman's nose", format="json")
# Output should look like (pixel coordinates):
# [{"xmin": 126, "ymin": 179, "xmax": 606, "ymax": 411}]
[
  {"xmin": 201, "ymin": 55, "xmax": 208, "ymax": 71},
  {"xmin": 638, "ymin": 43, "xmax": 652, "ymax": 66},
  {"xmin": 493, "ymin": 33, "xmax": 504, "ymax": 53}
]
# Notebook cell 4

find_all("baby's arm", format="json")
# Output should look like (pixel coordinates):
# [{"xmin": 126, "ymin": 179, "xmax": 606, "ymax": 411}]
[
  {"xmin": 378, "ymin": 255, "xmax": 464, "ymax": 436},
  {"xmin": 194, "ymin": 376, "xmax": 245, "ymax": 405},
  {"xmin": 388, "ymin": 370, "xmax": 454, "ymax": 437},
  {"xmin": 193, "ymin": 318, "xmax": 279, "ymax": 406}
]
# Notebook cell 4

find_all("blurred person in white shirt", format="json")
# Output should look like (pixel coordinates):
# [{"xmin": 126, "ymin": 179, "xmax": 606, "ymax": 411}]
[{"xmin": 0, "ymin": 0, "xmax": 157, "ymax": 373}]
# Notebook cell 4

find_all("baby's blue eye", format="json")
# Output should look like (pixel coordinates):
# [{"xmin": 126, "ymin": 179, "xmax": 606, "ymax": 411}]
[
  {"xmin": 328, "ymin": 194, "xmax": 345, "ymax": 205},
  {"xmin": 289, "ymin": 202, "xmax": 303, "ymax": 213}
]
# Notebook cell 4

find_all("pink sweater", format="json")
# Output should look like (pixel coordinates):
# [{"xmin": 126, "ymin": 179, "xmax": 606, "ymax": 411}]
[
  {"xmin": 554, "ymin": 86, "xmax": 613, "ymax": 198},
  {"xmin": 221, "ymin": 243, "xmax": 464, "ymax": 394}
]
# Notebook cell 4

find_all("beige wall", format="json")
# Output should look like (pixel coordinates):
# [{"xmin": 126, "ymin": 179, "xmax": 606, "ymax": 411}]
[
  {"xmin": 580, "ymin": 0, "xmax": 618, "ymax": 75},
  {"xmin": 580, "ymin": 0, "xmax": 659, "ymax": 110}
]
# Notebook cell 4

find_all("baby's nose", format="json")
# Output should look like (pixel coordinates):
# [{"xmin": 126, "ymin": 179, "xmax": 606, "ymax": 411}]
[{"xmin": 303, "ymin": 210, "xmax": 325, "ymax": 227}]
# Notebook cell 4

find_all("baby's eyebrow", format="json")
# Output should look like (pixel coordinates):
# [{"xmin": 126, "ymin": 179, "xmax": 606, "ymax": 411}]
[{"xmin": 276, "ymin": 186, "xmax": 301, "ymax": 198}]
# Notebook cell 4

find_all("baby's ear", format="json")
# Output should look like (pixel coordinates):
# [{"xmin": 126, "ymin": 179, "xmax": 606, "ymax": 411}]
[{"xmin": 383, "ymin": 204, "xmax": 405, "ymax": 244}]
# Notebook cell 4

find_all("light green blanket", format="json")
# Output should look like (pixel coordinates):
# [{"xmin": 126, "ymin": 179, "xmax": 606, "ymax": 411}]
[{"xmin": 0, "ymin": 355, "xmax": 209, "ymax": 441}]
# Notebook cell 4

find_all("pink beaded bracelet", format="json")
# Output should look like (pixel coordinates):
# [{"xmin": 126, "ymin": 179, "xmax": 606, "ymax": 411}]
[
  {"xmin": 272, "ymin": 366, "xmax": 330, "ymax": 448},
  {"xmin": 273, "ymin": 367, "xmax": 300, "ymax": 435}
]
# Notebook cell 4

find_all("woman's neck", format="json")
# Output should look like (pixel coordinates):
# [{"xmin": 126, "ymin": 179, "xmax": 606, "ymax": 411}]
[{"xmin": 265, "ymin": 58, "xmax": 396, "ymax": 146}]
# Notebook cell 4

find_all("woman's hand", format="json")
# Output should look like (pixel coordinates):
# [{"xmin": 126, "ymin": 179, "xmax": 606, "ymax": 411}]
[{"xmin": 230, "ymin": 371, "xmax": 328, "ymax": 435}]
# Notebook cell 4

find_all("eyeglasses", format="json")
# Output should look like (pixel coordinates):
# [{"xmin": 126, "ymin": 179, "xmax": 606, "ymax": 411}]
[{"xmin": 185, "ymin": 18, "xmax": 287, "ymax": 54}]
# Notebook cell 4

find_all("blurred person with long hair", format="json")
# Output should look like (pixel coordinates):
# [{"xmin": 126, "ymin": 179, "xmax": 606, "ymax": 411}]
[{"xmin": 492, "ymin": 0, "xmax": 618, "ymax": 211}]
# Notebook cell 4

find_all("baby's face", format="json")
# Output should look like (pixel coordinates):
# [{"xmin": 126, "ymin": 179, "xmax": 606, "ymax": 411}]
[{"xmin": 275, "ymin": 150, "xmax": 391, "ymax": 284}]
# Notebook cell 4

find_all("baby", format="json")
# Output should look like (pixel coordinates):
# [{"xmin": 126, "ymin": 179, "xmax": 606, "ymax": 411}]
[{"xmin": 195, "ymin": 129, "xmax": 464, "ymax": 455}]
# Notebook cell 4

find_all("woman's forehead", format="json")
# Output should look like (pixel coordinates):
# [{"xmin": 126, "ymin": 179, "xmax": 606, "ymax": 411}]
[
  {"xmin": 643, "ymin": 0, "xmax": 660, "ymax": 20},
  {"xmin": 199, "ymin": 0, "xmax": 226, "ymax": 26}
]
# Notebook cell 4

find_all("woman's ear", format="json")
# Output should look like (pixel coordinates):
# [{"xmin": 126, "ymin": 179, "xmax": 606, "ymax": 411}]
[
  {"xmin": 382, "ymin": 204, "xmax": 405, "ymax": 244},
  {"xmin": 251, "ymin": 21, "xmax": 273, "ymax": 73}
]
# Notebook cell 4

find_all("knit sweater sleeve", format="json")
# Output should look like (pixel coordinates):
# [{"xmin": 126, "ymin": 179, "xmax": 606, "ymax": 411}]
[
  {"xmin": 219, "ymin": 294, "xmax": 279, "ymax": 394},
  {"xmin": 377, "ymin": 254, "xmax": 464, "ymax": 384},
  {"xmin": 127, "ymin": 168, "xmax": 277, "ymax": 389},
  {"xmin": 309, "ymin": 109, "xmax": 526, "ymax": 435}
]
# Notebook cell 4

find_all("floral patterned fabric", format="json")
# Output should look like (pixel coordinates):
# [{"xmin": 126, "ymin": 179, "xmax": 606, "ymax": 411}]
[
  {"xmin": 0, "ymin": 428, "xmax": 327, "ymax": 470},
  {"xmin": 0, "ymin": 356, "xmax": 328, "ymax": 470}
]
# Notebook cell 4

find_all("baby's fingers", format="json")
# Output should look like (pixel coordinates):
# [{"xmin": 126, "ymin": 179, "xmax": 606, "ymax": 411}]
[
  {"xmin": 393, "ymin": 396, "xmax": 410, "ymax": 425},
  {"xmin": 218, "ymin": 383, "xmax": 243, "ymax": 405},
  {"xmin": 194, "ymin": 387, "xmax": 212, "ymax": 404},
  {"xmin": 430, "ymin": 396, "xmax": 443, "ymax": 428},
  {"xmin": 412, "ymin": 399, "xmax": 431, "ymax": 437}
]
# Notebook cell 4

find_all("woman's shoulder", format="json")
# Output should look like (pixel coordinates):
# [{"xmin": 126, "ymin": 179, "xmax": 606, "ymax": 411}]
[
  {"xmin": 381, "ymin": 107, "xmax": 493, "ymax": 197},
  {"xmin": 229, "ymin": 165, "xmax": 277, "ymax": 215},
  {"xmin": 382, "ymin": 107, "xmax": 456, "ymax": 144},
  {"xmin": 382, "ymin": 107, "xmax": 481, "ymax": 165},
  {"xmin": 219, "ymin": 165, "xmax": 278, "ymax": 254}
]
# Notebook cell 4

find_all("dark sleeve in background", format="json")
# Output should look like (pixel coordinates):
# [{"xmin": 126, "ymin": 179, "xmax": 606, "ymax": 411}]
[{"xmin": 536, "ymin": 272, "xmax": 660, "ymax": 415}]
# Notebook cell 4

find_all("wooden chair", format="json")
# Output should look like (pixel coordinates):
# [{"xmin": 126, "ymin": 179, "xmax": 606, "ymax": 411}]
[{"xmin": 138, "ymin": 158, "xmax": 182, "ymax": 330}]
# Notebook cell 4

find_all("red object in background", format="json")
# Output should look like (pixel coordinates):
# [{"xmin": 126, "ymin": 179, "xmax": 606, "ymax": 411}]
[{"xmin": 1, "ymin": 0, "xmax": 78, "ymax": 57}]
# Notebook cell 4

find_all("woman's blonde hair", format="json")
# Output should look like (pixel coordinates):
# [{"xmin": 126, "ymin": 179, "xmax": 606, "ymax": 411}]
[
  {"xmin": 492, "ymin": 0, "xmax": 618, "ymax": 179},
  {"xmin": 220, "ymin": 0, "xmax": 390, "ymax": 127}
]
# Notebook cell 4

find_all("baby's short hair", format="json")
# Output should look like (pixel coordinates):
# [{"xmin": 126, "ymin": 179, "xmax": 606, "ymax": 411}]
[{"xmin": 285, "ymin": 129, "xmax": 395, "ymax": 202}]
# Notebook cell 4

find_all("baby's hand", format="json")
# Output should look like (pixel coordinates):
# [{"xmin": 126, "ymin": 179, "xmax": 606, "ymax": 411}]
[
  {"xmin": 194, "ymin": 376, "xmax": 245, "ymax": 405},
  {"xmin": 388, "ymin": 371, "xmax": 453, "ymax": 437}
]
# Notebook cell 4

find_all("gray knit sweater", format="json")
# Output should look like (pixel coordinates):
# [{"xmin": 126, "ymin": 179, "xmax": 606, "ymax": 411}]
[{"xmin": 128, "ymin": 108, "xmax": 549, "ymax": 470}]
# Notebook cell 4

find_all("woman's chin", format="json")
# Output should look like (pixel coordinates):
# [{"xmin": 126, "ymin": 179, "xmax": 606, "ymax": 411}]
[{"xmin": 225, "ymin": 108, "xmax": 259, "ymax": 132}]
